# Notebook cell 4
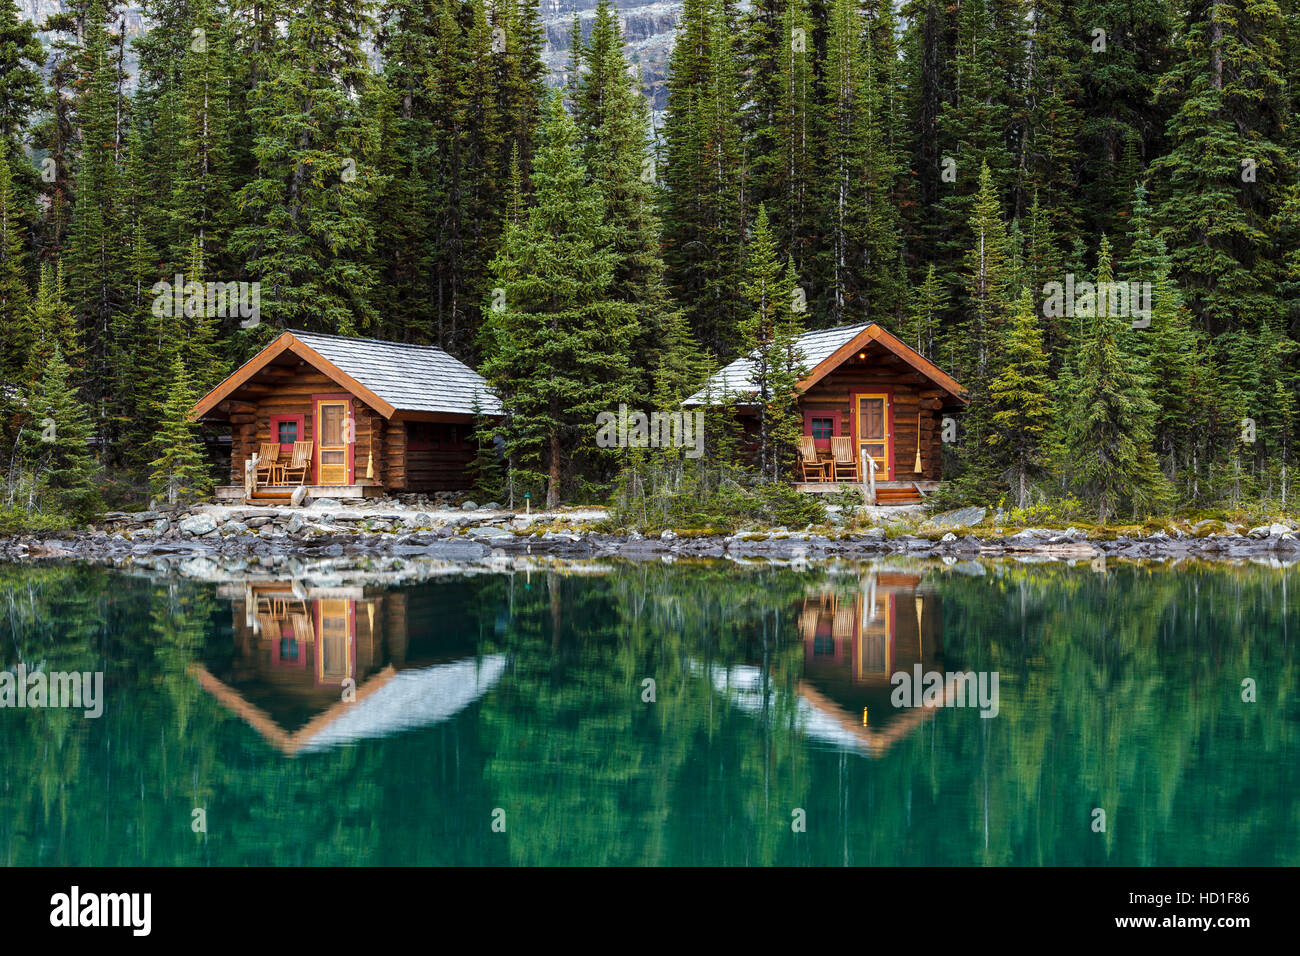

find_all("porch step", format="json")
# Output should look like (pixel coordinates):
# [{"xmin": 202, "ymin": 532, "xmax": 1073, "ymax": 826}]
[
  {"xmin": 248, "ymin": 491, "xmax": 295, "ymax": 501},
  {"xmin": 873, "ymin": 486, "xmax": 922, "ymax": 506}
]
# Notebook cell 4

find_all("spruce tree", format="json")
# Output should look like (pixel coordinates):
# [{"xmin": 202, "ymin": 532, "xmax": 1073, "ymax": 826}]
[
  {"xmin": 479, "ymin": 94, "xmax": 639, "ymax": 508},
  {"xmin": 148, "ymin": 355, "xmax": 212, "ymax": 507},
  {"xmin": 661, "ymin": 0, "xmax": 747, "ymax": 357},
  {"xmin": 19, "ymin": 344, "xmax": 99, "ymax": 519},
  {"xmin": 1151, "ymin": 0, "xmax": 1290, "ymax": 335},
  {"xmin": 573, "ymin": 0, "xmax": 679, "ymax": 396},
  {"xmin": 171, "ymin": 0, "xmax": 235, "ymax": 271},
  {"xmin": 0, "ymin": 150, "xmax": 30, "ymax": 381},
  {"xmin": 739, "ymin": 205, "xmax": 806, "ymax": 481},
  {"xmin": 961, "ymin": 163, "xmax": 1013, "ymax": 382},
  {"xmin": 987, "ymin": 289, "xmax": 1056, "ymax": 508},
  {"xmin": 231, "ymin": 0, "xmax": 385, "ymax": 335},
  {"xmin": 1061, "ymin": 238, "xmax": 1167, "ymax": 520},
  {"xmin": 1122, "ymin": 183, "xmax": 1204, "ymax": 482},
  {"xmin": 65, "ymin": 0, "xmax": 128, "ymax": 438},
  {"xmin": 0, "ymin": 0, "xmax": 45, "ymax": 243},
  {"xmin": 373, "ymin": 0, "xmax": 440, "ymax": 342}
]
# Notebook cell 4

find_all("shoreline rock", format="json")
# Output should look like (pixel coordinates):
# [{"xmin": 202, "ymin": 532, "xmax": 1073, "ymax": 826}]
[{"xmin": 5, "ymin": 509, "xmax": 1300, "ymax": 566}]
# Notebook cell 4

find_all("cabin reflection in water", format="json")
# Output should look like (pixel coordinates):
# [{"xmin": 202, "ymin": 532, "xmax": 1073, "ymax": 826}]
[
  {"xmin": 192, "ymin": 583, "xmax": 505, "ymax": 756},
  {"xmin": 795, "ymin": 571, "xmax": 945, "ymax": 756}
]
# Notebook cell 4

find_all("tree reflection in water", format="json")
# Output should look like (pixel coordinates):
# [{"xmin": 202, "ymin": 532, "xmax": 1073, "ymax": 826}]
[{"xmin": 0, "ymin": 558, "xmax": 1295, "ymax": 866}]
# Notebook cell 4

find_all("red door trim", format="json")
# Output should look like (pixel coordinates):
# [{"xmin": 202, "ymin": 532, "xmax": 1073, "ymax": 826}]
[
  {"xmin": 312, "ymin": 393, "xmax": 356, "ymax": 485},
  {"xmin": 851, "ymin": 388, "xmax": 895, "ymax": 481}
]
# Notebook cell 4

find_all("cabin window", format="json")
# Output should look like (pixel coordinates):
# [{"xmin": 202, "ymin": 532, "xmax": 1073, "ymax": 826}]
[
  {"xmin": 408, "ymin": 422, "xmax": 468, "ymax": 451},
  {"xmin": 407, "ymin": 422, "xmax": 438, "ymax": 450},
  {"xmin": 269, "ymin": 414, "xmax": 305, "ymax": 456},
  {"xmin": 802, "ymin": 411, "xmax": 840, "ymax": 451}
]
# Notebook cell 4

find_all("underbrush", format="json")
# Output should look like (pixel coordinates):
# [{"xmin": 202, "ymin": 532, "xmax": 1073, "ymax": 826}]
[
  {"xmin": 605, "ymin": 465, "xmax": 826, "ymax": 534},
  {"xmin": 0, "ymin": 507, "xmax": 79, "ymax": 535}
]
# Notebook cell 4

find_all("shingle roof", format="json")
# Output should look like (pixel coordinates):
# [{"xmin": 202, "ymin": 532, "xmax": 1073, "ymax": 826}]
[
  {"xmin": 685, "ymin": 323, "xmax": 873, "ymax": 405},
  {"xmin": 290, "ymin": 331, "xmax": 503, "ymax": 416}
]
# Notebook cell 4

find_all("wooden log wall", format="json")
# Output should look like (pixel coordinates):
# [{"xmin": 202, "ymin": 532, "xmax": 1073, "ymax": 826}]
[
  {"xmin": 386, "ymin": 421, "xmax": 407, "ymax": 491},
  {"xmin": 220, "ymin": 366, "xmax": 387, "ymax": 486},
  {"xmin": 390, "ymin": 421, "xmax": 477, "ymax": 492},
  {"xmin": 799, "ymin": 357, "xmax": 950, "ymax": 482}
]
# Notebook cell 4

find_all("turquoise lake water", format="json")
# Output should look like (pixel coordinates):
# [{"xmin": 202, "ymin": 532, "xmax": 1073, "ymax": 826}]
[{"xmin": 1, "ymin": 557, "xmax": 1296, "ymax": 866}]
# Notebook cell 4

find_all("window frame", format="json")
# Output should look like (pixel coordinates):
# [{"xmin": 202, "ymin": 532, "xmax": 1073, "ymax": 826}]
[
  {"xmin": 802, "ymin": 410, "xmax": 840, "ymax": 451},
  {"xmin": 269, "ymin": 414, "xmax": 306, "ymax": 457}
]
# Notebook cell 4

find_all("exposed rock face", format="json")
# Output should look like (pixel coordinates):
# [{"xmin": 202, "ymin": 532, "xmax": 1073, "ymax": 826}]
[
  {"xmin": 21, "ymin": 3, "xmax": 683, "ymax": 113},
  {"xmin": 23, "ymin": 4, "xmax": 148, "ymax": 81},
  {"xmin": 540, "ymin": 0, "xmax": 681, "ymax": 113}
]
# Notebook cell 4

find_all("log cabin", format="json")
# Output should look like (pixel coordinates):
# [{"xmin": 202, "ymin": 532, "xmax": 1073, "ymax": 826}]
[
  {"xmin": 191, "ymin": 582, "xmax": 506, "ymax": 755},
  {"xmin": 684, "ymin": 323, "xmax": 968, "ymax": 505},
  {"xmin": 191, "ymin": 331, "xmax": 502, "ymax": 501},
  {"xmin": 707, "ymin": 571, "xmax": 946, "ymax": 757}
]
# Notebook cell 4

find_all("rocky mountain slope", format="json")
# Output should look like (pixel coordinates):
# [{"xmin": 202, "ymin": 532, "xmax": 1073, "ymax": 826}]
[{"xmin": 17, "ymin": 1, "xmax": 682, "ymax": 112}]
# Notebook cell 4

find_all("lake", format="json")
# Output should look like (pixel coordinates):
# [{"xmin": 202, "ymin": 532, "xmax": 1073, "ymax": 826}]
[{"xmin": 1, "ymin": 557, "xmax": 1296, "ymax": 866}]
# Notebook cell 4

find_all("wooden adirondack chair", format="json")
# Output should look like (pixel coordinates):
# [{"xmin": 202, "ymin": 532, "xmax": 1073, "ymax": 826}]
[
  {"xmin": 254, "ymin": 442, "xmax": 280, "ymax": 485},
  {"xmin": 280, "ymin": 441, "xmax": 314, "ymax": 486},
  {"xmin": 829, "ymin": 435, "xmax": 859, "ymax": 481},
  {"xmin": 799, "ymin": 436, "xmax": 829, "ymax": 482},
  {"xmin": 291, "ymin": 612, "xmax": 316, "ymax": 644},
  {"xmin": 257, "ymin": 611, "xmax": 280, "ymax": 640}
]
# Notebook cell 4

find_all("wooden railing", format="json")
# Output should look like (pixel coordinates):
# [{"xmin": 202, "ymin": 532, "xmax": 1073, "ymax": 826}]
[
  {"xmin": 245, "ymin": 454, "xmax": 261, "ymax": 497},
  {"xmin": 861, "ymin": 450, "xmax": 877, "ymax": 505}
]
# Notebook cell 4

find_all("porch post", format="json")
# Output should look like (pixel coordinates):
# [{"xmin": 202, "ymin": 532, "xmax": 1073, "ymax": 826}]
[{"xmin": 861, "ymin": 449, "xmax": 876, "ymax": 506}]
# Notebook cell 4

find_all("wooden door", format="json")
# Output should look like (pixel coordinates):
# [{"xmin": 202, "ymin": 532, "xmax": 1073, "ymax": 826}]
[
  {"xmin": 315, "ymin": 599, "xmax": 355, "ymax": 686},
  {"xmin": 855, "ymin": 393, "xmax": 893, "ymax": 480},
  {"xmin": 315, "ymin": 399, "xmax": 352, "ymax": 485}
]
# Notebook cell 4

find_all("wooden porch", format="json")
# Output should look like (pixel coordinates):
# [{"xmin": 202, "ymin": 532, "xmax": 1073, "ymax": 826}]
[
  {"xmin": 793, "ymin": 480, "xmax": 938, "ymax": 506},
  {"xmin": 215, "ymin": 483, "xmax": 384, "ymax": 503}
]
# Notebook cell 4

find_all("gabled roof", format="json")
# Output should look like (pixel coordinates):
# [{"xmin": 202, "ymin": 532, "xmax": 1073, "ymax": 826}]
[
  {"xmin": 684, "ymin": 323, "xmax": 967, "ymax": 406},
  {"xmin": 191, "ymin": 655, "xmax": 507, "ymax": 757},
  {"xmin": 191, "ymin": 330, "xmax": 503, "ymax": 420}
]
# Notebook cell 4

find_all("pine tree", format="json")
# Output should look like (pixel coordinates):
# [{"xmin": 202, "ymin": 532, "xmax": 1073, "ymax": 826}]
[
  {"xmin": 0, "ymin": 0, "xmax": 45, "ymax": 247},
  {"xmin": 987, "ymin": 289, "xmax": 1056, "ymax": 508},
  {"xmin": 0, "ymin": 150, "xmax": 31, "ymax": 380},
  {"xmin": 1122, "ymin": 183, "xmax": 1204, "ymax": 483},
  {"xmin": 479, "ymin": 94, "xmax": 639, "ymax": 508},
  {"xmin": 961, "ymin": 163, "xmax": 1013, "ymax": 381},
  {"xmin": 171, "ymin": 0, "xmax": 235, "ymax": 271},
  {"xmin": 661, "ymin": 0, "xmax": 747, "ymax": 357},
  {"xmin": 1061, "ymin": 238, "xmax": 1167, "ymax": 520},
  {"xmin": 19, "ymin": 343, "xmax": 99, "ymax": 519},
  {"xmin": 231, "ymin": 0, "xmax": 385, "ymax": 335},
  {"xmin": 1151, "ymin": 0, "xmax": 1290, "ymax": 336},
  {"xmin": 573, "ymin": 0, "xmax": 678, "ymax": 396},
  {"xmin": 739, "ymin": 205, "xmax": 806, "ymax": 480},
  {"xmin": 148, "ymin": 355, "xmax": 211, "ymax": 506},
  {"xmin": 64, "ymin": 0, "xmax": 129, "ymax": 440}
]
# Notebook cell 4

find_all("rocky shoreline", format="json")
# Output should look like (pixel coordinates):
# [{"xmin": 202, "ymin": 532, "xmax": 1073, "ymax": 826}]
[{"xmin": 5, "ymin": 501, "xmax": 1300, "ymax": 566}]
